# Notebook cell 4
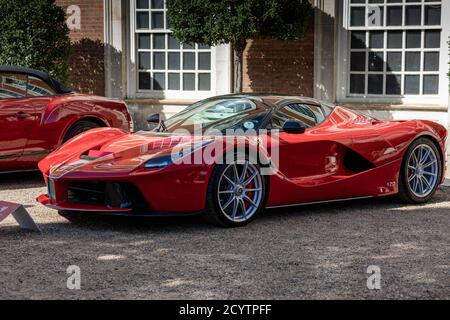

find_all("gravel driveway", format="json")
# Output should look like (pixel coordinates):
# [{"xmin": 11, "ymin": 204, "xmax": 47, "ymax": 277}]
[{"xmin": 0, "ymin": 172, "xmax": 449, "ymax": 300}]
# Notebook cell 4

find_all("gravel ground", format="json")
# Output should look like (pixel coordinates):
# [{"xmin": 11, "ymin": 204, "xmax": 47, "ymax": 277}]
[{"xmin": 0, "ymin": 171, "xmax": 449, "ymax": 300}]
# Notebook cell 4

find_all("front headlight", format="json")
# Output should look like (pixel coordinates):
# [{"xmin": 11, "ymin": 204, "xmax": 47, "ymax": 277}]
[
  {"xmin": 144, "ymin": 155, "xmax": 173, "ymax": 170},
  {"xmin": 144, "ymin": 140, "xmax": 214, "ymax": 170}
]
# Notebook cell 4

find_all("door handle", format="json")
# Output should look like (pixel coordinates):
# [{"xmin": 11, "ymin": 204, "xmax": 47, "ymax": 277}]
[{"xmin": 16, "ymin": 111, "xmax": 30, "ymax": 119}]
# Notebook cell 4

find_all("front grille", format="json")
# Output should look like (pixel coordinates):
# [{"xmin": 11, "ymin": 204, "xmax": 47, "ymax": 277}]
[{"xmin": 68, "ymin": 182, "xmax": 149, "ymax": 211}]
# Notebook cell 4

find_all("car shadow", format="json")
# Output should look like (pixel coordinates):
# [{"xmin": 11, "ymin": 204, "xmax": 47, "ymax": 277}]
[
  {"xmin": 0, "ymin": 171, "xmax": 45, "ymax": 191},
  {"xmin": 2, "ymin": 186, "xmax": 446, "ymax": 237}
]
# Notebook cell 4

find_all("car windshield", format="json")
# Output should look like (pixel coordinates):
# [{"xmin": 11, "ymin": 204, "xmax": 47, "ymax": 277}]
[{"xmin": 148, "ymin": 98, "xmax": 269, "ymax": 134}]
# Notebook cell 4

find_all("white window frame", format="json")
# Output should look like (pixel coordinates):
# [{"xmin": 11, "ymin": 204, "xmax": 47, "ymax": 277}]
[
  {"xmin": 336, "ymin": 0, "xmax": 450, "ymax": 105},
  {"xmin": 127, "ymin": 0, "xmax": 231, "ymax": 100}
]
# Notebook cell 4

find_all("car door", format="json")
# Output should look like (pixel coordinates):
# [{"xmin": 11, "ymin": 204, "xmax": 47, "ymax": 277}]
[
  {"xmin": 18, "ymin": 75, "xmax": 57, "ymax": 167},
  {"xmin": 0, "ymin": 73, "xmax": 35, "ymax": 171},
  {"xmin": 268, "ymin": 103, "xmax": 337, "ymax": 180}
]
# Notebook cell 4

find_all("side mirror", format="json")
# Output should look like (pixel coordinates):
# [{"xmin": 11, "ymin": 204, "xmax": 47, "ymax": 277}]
[
  {"xmin": 282, "ymin": 120, "xmax": 306, "ymax": 134},
  {"xmin": 147, "ymin": 113, "xmax": 160, "ymax": 124}
]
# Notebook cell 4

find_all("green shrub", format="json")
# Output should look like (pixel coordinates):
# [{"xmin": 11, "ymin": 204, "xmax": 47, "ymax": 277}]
[
  {"xmin": 0, "ymin": 0, "xmax": 71, "ymax": 83},
  {"xmin": 167, "ymin": 0, "xmax": 313, "ymax": 92}
]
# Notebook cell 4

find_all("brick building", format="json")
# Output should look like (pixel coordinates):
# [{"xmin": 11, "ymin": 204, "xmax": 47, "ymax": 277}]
[{"xmin": 56, "ymin": 0, "xmax": 450, "ymax": 130}]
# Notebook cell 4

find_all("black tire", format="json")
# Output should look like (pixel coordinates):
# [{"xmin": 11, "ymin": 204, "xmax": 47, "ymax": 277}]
[
  {"xmin": 204, "ymin": 156, "xmax": 267, "ymax": 228},
  {"xmin": 63, "ymin": 120, "xmax": 101, "ymax": 143},
  {"xmin": 398, "ymin": 137, "xmax": 442, "ymax": 204}
]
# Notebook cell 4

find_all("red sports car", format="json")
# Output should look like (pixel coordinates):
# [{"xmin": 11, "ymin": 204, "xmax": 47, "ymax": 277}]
[
  {"xmin": 0, "ymin": 66, "xmax": 132, "ymax": 173},
  {"xmin": 37, "ymin": 95, "xmax": 447, "ymax": 227}
]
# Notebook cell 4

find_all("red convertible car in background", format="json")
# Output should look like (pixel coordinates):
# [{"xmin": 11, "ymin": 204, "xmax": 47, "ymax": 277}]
[
  {"xmin": 0, "ymin": 66, "xmax": 132, "ymax": 173},
  {"xmin": 37, "ymin": 94, "xmax": 447, "ymax": 227}
]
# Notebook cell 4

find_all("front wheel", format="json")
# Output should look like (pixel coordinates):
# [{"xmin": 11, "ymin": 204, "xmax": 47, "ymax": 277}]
[
  {"xmin": 398, "ymin": 138, "xmax": 442, "ymax": 204},
  {"xmin": 205, "ymin": 159, "xmax": 266, "ymax": 227}
]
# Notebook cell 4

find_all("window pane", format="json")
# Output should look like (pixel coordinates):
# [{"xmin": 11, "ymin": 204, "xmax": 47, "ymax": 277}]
[
  {"xmin": 386, "ymin": 75, "xmax": 401, "ymax": 95},
  {"xmin": 198, "ymin": 44, "xmax": 211, "ymax": 49},
  {"xmin": 0, "ymin": 73, "xmax": 27, "ymax": 98},
  {"xmin": 406, "ymin": 31, "xmax": 421, "ymax": 48},
  {"xmin": 405, "ymin": 6, "xmax": 421, "ymax": 25},
  {"xmin": 423, "ymin": 75, "xmax": 439, "ymax": 94},
  {"xmin": 153, "ymin": 73, "xmax": 165, "ymax": 90},
  {"xmin": 151, "ymin": 12, "xmax": 164, "ymax": 29},
  {"xmin": 139, "ymin": 72, "xmax": 151, "ymax": 90},
  {"xmin": 183, "ymin": 73, "xmax": 195, "ymax": 91},
  {"xmin": 387, "ymin": 6, "xmax": 402, "ymax": 26},
  {"xmin": 153, "ymin": 52, "xmax": 165, "ymax": 69},
  {"xmin": 153, "ymin": 34, "xmax": 165, "ymax": 49},
  {"xmin": 168, "ymin": 52, "xmax": 180, "ymax": 70},
  {"xmin": 137, "ymin": 12, "xmax": 149, "ymax": 29},
  {"xmin": 168, "ymin": 35, "xmax": 180, "ymax": 49},
  {"xmin": 425, "ymin": 30, "xmax": 440, "ymax": 48},
  {"xmin": 138, "ymin": 34, "xmax": 151, "ymax": 49},
  {"xmin": 425, "ymin": 5, "xmax": 441, "ymax": 25},
  {"xmin": 351, "ymin": 52, "xmax": 366, "ymax": 71},
  {"xmin": 151, "ymin": 0, "xmax": 164, "ymax": 9},
  {"xmin": 368, "ymin": 74, "xmax": 383, "ymax": 94},
  {"xmin": 137, "ymin": 0, "xmax": 149, "ymax": 9},
  {"xmin": 139, "ymin": 52, "xmax": 151, "ymax": 69},
  {"xmin": 387, "ymin": 31, "xmax": 403, "ymax": 48},
  {"xmin": 350, "ymin": 74, "xmax": 365, "ymax": 94},
  {"xmin": 387, "ymin": 52, "xmax": 402, "ymax": 71},
  {"xmin": 351, "ymin": 7, "xmax": 366, "ymax": 27},
  {"xmin": 168, "ymin": 73, "xmax": 180, "ymax": 90},
  {"xmin": 183, "ymin": 52, "xmax": 195, "ymax": 70},
  {"xmin": 198, "ymin": 52, "xmax": 211, "ymax": 70},
  {"xmin": 369, "ymin": 31, "xmax": 384, "ymax": 48},
  {"xmin": 351, "ymin": 31, "xmax": 366, "ymax": 49},
  {"xmin": 404, "ymin": 75, "xmax": 420, "ymax": 94},
  {"xmin": 405, "ymin": 52, "xmax": 420, "ymax": 71},
  {"xmin": 183, "ymin": 43, "xmax": 195, "ymax": 50},
  {"xmin": 368, "ymin": 52, "xmax": 383, "ymax": 71},
  {"xmin": 27, "ymin": 76, "xmax": 56, "ymax": 97},
  {"xmin": 198, "ymin": 73, "xmax": 211, "ymax": 91},
  {"xmin": 424, "ymin": 52, "xmax": 439, "ymax": 71}
]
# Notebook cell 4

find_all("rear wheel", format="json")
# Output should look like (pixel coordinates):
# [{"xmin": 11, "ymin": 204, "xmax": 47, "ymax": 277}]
[
  {"xmin": 398, "ymin": 138, "xmax": 442, "ymax": 204},
  {"xmin": 204, "ymin": 158, "xmax": 266, "ymax": 227},
  {"xmin": 63, "ymin": 120, "xmax": 101, "ymax": 143}
]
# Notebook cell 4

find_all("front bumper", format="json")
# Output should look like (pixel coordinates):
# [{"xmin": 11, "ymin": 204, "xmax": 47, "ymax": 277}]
[
  {"xmin": 37, "ymin": 194, "xmax": 133, "ymax": 213},
  {"xmin": 36, "ymin": 194, "xmax": 202, "ymax": 217}
]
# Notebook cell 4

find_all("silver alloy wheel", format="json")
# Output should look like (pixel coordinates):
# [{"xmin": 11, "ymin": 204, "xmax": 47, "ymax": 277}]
[
  {"xmin": 407, "ymin": 144, "xmax": 439, "ymax": 198},
  {"xmin": 217, "ymin": 161, "xmax": 263, "ymax": 223}
]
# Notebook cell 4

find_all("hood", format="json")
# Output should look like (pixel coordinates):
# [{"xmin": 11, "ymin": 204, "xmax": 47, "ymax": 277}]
[{"xmin": 41, "ymin": 129, "xmax": 215, "ymax": 178}]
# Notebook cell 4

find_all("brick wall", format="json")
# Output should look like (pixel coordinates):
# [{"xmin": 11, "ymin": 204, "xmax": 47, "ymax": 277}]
[
  {"xmin": 242, "ymin": 22, "xmax": 315, "ymax": 97},
  {"xmin": 55, "ymin": 0, "xmax": 105, "ymax": 96}
]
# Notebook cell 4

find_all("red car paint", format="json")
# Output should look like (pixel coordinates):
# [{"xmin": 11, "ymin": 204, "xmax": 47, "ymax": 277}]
[
  {"xmin": 37, "ymin": 98, "xmax": 447, "ymax": 215},
  {"xmin": 0, "ymin": 93, "xmax": 132, "ymax": 172}
]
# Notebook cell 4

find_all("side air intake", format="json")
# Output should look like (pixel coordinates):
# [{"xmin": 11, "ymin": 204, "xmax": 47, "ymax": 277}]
[{"xmin": 343, "ymin": 149, "xmax": 375, "ymax": 173}]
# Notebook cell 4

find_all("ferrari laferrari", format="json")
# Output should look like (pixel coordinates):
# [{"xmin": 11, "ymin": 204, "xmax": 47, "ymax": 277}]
[
  {"xmin": 0, "ymin": 65, "xmax": 132, "ymax": 173},
  {"xmin": 37, "ymin": 94, "xmax": 447, "ymax": 227}
]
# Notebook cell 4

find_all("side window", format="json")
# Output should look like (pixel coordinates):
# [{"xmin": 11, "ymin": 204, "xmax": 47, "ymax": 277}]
[
  {"xmin": 0, "ymin": 73, "xmax": 27, "ymax": 99},
  {"xmin": 27, "ymin": 76, "xmax": 56, "ymax": 97},
  {"xmin": 268, "ymin": 104, "xmax": 323, "ymax": 130}
]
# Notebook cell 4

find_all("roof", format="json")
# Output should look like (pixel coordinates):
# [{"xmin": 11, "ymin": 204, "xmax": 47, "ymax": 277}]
[
  {"xmin": 0, "ymin": 65, "xmax": 72, "ymax": 94},
  {"xmin": 210, "ymin": 93, "xmax": 324, "ymax": 107}
]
